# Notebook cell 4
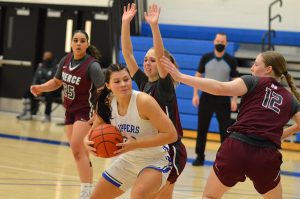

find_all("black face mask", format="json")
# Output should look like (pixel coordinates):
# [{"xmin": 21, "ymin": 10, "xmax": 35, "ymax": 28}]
[
  {"xmin": 43, "ymin": 60, "xmax": 52, "ymax": 67},
  {"xmin": 215, "ymin": 44, "xmax": 225, "ymax": 52}
]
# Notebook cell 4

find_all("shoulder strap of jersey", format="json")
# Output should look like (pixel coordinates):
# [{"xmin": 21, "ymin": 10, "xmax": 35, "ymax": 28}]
[{"xmin": 63, "ymin": 53, "xmax": 73, "ymax": 66}]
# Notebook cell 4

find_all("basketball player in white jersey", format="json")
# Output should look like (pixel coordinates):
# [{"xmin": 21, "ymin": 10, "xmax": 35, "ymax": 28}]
[{"xmin": 84, "ymin": 64, "xmax": 177, "ymax": 199}]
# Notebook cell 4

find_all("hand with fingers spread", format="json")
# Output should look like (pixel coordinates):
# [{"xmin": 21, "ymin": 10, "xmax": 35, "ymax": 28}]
[
  {"xmin": 144, "ymin": 3, "xmax": 161, "ymax": 27},
  {"xmin": 83, "ymin": 130, "xmax": 97, "ymax": 156},
  {"xmin": 122, "ymin": 3, "xmax": 137, "ymax": 24},
  {"xmin": 160, "ymin": 56, "xmax": 183, "ymax": 82},
  {"xmin": 114, "ymin": 132, "xmax": 137, "ymax": 155}
]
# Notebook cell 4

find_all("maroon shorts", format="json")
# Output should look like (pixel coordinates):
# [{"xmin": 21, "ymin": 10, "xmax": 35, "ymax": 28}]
[
  {"xmin": 167, "ymin": 140, "xmax": 187, "ymax": 184},
  {"xmin": 213, "ymin": 138, "xmax": 282, "ymax": 194},
  {"xmin": 65, "ymin": 108, "xmax": 92, "ymax": 125}
]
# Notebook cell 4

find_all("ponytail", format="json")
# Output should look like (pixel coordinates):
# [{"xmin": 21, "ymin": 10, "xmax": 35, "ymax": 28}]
[
  {"xmin": 95, "ymin": 86, "xmax": 112, "ymax": 124},
  {"xmin": 284, "ymin": 73, "xmax": 300, "ymax": 102},
  {"xmin": 87, "ymin": 45, "xmax": 102, "ymax": 61}
]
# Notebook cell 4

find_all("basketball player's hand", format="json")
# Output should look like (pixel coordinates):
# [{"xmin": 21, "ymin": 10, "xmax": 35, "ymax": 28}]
[
  {"xmin": 83, "ymin": 132, "xmax": 97, "ymax": 156},
  {"xmin": 144, "ymin": 4, "xmax": 160, "ymax": 27},
  {"xmin": 122, "ymin": 3, "xmax": 137, "ymax": 23},
  {"xmin": 160, "ymin": 56, "xmax": 182, "ymax": 82},
  {"xmin": 30, "ymin": 85, "xmax": 43, "ymax": 97},
  {"xmin": 114, "ymin": 132, "xmax": 137, "ymax": 154}
]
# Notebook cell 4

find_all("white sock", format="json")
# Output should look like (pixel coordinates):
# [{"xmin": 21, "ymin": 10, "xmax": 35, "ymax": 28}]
[
  {"xmin": 90, "ymin": 183, "xmax": 95, "ymax": 193},
  {"xmin": 80, "ymin": 183, "xmax": 91, "ymax": 192}
]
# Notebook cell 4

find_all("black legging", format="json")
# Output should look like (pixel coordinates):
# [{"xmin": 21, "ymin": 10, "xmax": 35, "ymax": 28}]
[{"xmin": 23, "ymin": 88, "xmax": 61, "ymax": 115}]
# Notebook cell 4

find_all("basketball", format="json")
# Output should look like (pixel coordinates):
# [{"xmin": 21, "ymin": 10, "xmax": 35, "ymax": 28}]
[{"xmin": 89, "ymin": 124, "xmax": 123, "ymax": 158}]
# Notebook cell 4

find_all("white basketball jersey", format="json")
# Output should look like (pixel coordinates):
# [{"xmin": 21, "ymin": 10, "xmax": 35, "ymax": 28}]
[{"xmin": 110, "ymin": 90, "xmax": 169, "ymax": 159}]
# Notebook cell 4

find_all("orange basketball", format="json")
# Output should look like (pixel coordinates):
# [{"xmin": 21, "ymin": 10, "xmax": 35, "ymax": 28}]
[{"xmin": 89, "ymin": 124, "xmax": 123, "ymax": 158}]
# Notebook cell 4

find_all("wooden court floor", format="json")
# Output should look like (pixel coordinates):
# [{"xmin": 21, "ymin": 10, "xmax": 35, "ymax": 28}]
[{"xmin": 0, "ymin": 111, "xmax": 300, "ymax": 199}]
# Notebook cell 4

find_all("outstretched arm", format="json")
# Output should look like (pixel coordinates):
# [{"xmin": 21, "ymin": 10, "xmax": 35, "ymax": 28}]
[
  {"xmin": 145, "ymin": 4, "xmax": 168, "ymax": 78},
  {"xmin": 121, "ymin": 3, "xmax": 139, "ymax": 77},
  {"xmin": 30, "ymin": 77, "xmax": 62, "ymax": 96},
  {"xmin": 161, "ymin": 56, "xmax": 248, "ymax": 97}
]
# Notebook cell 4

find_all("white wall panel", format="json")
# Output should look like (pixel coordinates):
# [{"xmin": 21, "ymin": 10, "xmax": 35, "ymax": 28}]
[{"xmin": 147, "ymin": 0, "xmax": 300, "ymax": 31}]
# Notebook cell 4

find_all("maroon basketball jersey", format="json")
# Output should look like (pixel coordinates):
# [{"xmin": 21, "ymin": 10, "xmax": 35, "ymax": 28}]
[
  {"xmin": 228, "ymin": 77, "xmax": 294, "ymax": 147},
  {"xmin": 62, "ymin": 53, "xmax": 96, "ymax": 112},
  {"xmin": 133, "ymin": 69, "xmax": 184, "ymax": 139}
]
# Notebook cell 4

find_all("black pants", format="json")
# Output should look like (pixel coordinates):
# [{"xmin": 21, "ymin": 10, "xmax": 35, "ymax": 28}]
[
  {"xmin": 195, "ymin": 93, "xmax": 231, "ymax": 161},
  {"xmin": 23, "ymin": 88, "xmax": 61, "ymax": 116}
]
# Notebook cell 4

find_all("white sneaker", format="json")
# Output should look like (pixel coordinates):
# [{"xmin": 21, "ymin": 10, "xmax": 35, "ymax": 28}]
[
  {"xmin": 90, "ymin": 184, "xmax": 95, "ymax": 195},
  {"xmin": 79, "ymin": 189, "xmax": 90, "ymax": 199},
  {"xmin": 42, "ymin": 115, "xmax": 51, "ymax": 123},
  {"xmin": 79, "ymin": 183, "xmax": 92, "ymax": 199},
  {"xmin": 17, "ymin": 113, "xmax": 32, "ymax": 120}
]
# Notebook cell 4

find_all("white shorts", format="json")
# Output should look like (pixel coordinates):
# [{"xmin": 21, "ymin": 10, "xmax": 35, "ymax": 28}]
[{"xmin": 102, "ymin": 154, "xmax": 172, "ymax": 191}]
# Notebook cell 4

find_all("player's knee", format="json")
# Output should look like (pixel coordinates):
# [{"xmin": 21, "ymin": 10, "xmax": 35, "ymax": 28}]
[{"xmin": 70, "ymin": 145, "xmax": 85, "ymax": 161}]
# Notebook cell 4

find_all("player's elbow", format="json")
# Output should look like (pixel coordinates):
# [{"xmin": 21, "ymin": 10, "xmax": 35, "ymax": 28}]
[{"xmin": 167, "ymin": 127, "xmax": 178, "ymax": 144}]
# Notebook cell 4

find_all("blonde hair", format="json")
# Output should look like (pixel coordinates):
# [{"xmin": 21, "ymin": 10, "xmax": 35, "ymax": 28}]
[
  {"xmin": 261, "ymin": 51, "xmax": 300, "ymax": 102},
  {"xmin": 163, "ymin": 49, "xmax": 180, "ymax": 87}
]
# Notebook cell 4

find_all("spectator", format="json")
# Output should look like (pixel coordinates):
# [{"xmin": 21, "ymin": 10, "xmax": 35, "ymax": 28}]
[{"xmin": 17, "ymin": 51, "xmax": 60, "ymax": 122}]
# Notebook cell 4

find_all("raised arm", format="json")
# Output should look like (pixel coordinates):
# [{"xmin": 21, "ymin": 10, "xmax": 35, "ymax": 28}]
[
  {"xmin": 161, "ymin": 56, "xmax": 248, "ymax": 97},
  {"xmin": 121, "ymin": 3, "xmax": 139, "ymax": 77},
  {"xmin": 144, "ymin": 4, "xmax": 168, "ymax": 78}
]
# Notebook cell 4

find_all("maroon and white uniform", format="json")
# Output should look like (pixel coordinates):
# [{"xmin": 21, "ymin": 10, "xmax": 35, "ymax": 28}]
[
  {"xmin": 133, "ymin": 69, "xmax": 187, "ymax": 184},
  {"xmin": 55, "ymin": 53, "xmax": 105, "ymax": 124},
  {"xmin": 214, "ymin": 75, "xmax": 300, "ymax": 194}
]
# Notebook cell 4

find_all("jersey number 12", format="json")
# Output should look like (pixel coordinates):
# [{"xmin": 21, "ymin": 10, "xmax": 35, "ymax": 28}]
[{"xmin": 262, "ymin": 87, "xmax": 282, "ymax": 114}]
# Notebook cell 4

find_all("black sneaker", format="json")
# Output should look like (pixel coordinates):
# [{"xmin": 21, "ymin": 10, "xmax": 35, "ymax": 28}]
[{"xmin": 192, "ymin": 158, "xmax": 204, "ymax": 166}]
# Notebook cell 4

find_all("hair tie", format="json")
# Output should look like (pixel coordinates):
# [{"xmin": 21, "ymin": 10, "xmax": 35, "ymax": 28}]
[{"xmin": 283, "ymin": 71, "xmax": 288, "ymax": 76}]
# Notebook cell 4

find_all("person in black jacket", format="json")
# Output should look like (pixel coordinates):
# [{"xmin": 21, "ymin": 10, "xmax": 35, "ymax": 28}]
[{"xmin": 17, "ymin": 51, "xmax": 60, "ymax": 122}]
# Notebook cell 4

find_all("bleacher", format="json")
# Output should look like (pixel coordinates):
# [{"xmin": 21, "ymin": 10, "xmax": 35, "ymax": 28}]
[
  {"xmin": 118, "ymin": 22, "xmax": 300, "ymax": 143},
  {"xmin": 141, "ymin": 23, "xmax": 300, "ymax": 46},
  {"xmin": 118, "ymin": 27, "xmax": 240, "ymax": 133}
]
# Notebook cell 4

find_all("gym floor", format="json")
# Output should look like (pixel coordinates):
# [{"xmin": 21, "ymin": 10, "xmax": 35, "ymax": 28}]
[{"xmin": 0, "ymin": 111, "xmax": 300, "ymax": 199}]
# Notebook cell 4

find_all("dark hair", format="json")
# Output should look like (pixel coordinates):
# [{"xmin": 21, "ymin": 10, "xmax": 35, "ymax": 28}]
[
  {"xmin": 73, "ymin": 30, "xmax": 102, "ymax": 61},
  {"xmin": 261, "ymin": 51, "xmax": 300, "ymax": 102},
  {"xmin": 216, "ymin": 32, "xmax": 228, "ymax": 42},
  {"xmin": 95, "ymin": 64, "xmax": 129, "ymax": 123}
]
